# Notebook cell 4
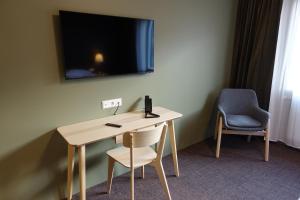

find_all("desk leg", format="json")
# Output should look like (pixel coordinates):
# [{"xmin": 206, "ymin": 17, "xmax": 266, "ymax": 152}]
[
  {"xmin": 167, "ymin": 120, "xmax": 180, "ymax": 177},
  {"xmin": 78, "ymin": 145, "xmax": 86, "ymax": 200},
  {"xmin": 67, "ymin": 144, "xmax": 75, "ymax": 200}
]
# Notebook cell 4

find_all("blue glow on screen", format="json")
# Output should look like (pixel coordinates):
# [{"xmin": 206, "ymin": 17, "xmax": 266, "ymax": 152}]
[{"xmin": 135, "ymin": 20, "xmax": 154, "ymax": 73}]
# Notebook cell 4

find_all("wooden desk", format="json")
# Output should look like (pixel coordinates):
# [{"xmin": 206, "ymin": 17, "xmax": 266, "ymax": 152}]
[{"xmin": 57, "ymin": 106, "xmax": 183, "ymax": 200}]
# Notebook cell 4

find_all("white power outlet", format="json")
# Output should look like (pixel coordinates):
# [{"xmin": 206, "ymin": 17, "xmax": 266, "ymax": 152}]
[{"xmin": 102, "ymin": 98, "xmax": 122, "ymax": 109}]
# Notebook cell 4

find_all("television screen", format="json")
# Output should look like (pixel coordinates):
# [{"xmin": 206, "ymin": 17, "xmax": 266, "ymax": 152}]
[{"xmin": 59, "ymin": 10, "xmax": 154, "ymax": 79}]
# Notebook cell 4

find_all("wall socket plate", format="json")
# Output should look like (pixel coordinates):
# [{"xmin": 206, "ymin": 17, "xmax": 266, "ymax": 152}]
[{"xmin": 102, "ymin": 98, "xmax": 122, "ymax": 109}]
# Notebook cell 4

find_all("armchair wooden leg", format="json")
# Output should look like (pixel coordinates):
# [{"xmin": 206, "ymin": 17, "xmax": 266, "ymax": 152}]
[
  {"xmin": 141, "ymin": 166, "xmax": 145, "ymax": 179},
  {"xmin": 264, "ymin": 129, "xmax": 269, "ymax": 162},
  {"xmin": 247, "ymin": 135, "xmax": 252, "ymax": 143},
  {"xmin": 216, "ymin": 116, "xmax": 223, "ymax": 158},
  {"xmin": 214, "ymin": 112, "xmax": 220, "ymax": 140},
  {"xmin": 107, "ymin": 156, "xmax": 115, "ymax": 194}
]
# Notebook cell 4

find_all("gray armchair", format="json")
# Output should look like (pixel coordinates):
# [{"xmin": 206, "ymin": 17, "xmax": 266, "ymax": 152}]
[{"xmin": 215, "ymin": 89, "xmax": 270, "ymax": 161}]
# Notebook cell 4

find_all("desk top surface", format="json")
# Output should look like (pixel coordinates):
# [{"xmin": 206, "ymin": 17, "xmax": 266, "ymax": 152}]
[{"xmin": 57, "ymin": 106, "xmax": 183, "ymax": 146}]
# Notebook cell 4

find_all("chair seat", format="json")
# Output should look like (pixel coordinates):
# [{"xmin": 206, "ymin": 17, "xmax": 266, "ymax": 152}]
[
  {"xmin": 106, "ymin": 146, "xmax": 157, "ymax": 168},
  {"xmin": 227, "ymin": 114, "xmax": 261, "ymax": 128}
]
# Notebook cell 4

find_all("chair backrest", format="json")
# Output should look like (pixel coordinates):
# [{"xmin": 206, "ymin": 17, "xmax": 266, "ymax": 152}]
[
  {"xmin": 123, "ymin": 123, "xmax": 166, "ymax": 148},
  {"xmin": 218, "ymin": 89, "xmax": 259, "ymax": 115}
]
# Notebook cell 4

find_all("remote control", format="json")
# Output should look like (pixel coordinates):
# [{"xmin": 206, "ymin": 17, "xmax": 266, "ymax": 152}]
[{"xmin": 105, "ymin": 123, "xmax": 122, "ymax": 128}]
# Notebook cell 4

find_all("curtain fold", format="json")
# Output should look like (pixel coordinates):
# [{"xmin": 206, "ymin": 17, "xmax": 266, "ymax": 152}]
[
  {"xmin": 269, "ymin": 0, "xmax": 300, "ymax": 148},
  {"xmin": 230, "ymin": 0, "xmax": 283, "ymax": 110}
]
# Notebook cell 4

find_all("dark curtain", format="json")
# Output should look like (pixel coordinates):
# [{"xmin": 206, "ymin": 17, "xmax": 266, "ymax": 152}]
[{"xmin": 230, "ymin": 0, "xmax": 283, "ymax": 110}]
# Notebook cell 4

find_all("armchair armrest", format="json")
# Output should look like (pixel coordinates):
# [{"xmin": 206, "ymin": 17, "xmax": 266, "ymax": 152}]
[
  {"xmin": 217, "ymin": 105, "xmax": 228, "ymax": 127},
  {"xmin": 251, "ymin": 106, "xmax": 270, "ymax": 129}
]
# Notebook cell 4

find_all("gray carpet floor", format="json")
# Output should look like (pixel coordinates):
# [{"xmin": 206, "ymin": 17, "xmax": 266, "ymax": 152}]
[{"xmin": 73, "ymin": 136, "xmax": 300, "ymax": 200}]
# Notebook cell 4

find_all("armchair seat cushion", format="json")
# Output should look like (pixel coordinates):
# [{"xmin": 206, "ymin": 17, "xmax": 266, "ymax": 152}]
[{"xmin": 227, "ymin": 114, "xmax": 261, "ymax": 128}]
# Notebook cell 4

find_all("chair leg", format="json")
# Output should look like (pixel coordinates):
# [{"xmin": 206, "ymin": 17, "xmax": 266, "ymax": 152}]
[
  {"xmin": 67, "ymin": 145, "xmax": 75, "ymax": 200},
  {"xmin": 131, "ymin": 167, "xmax": 135, "ymax": 200},
  {"xmin": 265, "ymin": 129, "xmax": 269, "ymax": 162},
  {"xmin": 141, "ymin": 166, "xmax": 145, "ymax": 179},
  {"xmin": 78, "ymin": 145, "xmax": 86, "ymax": 200},
  {"xmin": 153, "ymin": 161, "xmax": 172, "ymax": 200},
  {"xmin": 216, "ymin": 116, "xmax": 223, "ymax": 158},
  {"xmin": 107, "ymin": 156, "xmax": 115, "ymax": 194}
]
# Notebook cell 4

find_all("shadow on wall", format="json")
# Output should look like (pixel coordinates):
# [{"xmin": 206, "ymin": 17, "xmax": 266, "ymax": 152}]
[
  {"xmin": 0, "ymin": 131, "xmax": 66, "ymax": 199},
  {"xmin": 127, "ymin": 97, "xmax": 143, "ymax": 112},
  {"xmin": 52, "ymin": 14, "xmax": 65, "ymax": 83},
  {"xmin": 177, "ymin": 92, "xmax": 219, "ymax": 150},
  {"xmin": 0, "ymin": 130, "xmax": 108, "ymax": 200}
]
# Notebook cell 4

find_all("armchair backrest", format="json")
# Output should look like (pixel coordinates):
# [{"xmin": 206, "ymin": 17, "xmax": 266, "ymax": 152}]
[{"xmin": 218, "ymin": 89, "xmax": 259, "ymax": 115}]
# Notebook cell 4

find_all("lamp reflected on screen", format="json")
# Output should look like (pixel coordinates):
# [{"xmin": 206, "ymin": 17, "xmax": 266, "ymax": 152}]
[{"xmin": 95, "ymin": 53, "xmax": 104, "ymax": 63}]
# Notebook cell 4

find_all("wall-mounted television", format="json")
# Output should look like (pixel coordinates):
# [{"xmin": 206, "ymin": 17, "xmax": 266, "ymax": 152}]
[{"xmin": 59, "ymin": 10, "xmax": 154, "ymax": 79}]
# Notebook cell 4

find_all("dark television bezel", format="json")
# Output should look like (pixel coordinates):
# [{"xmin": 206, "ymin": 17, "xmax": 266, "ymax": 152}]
[{"xmin": 59, "ymin": 10, "xmax": 155, "ymax": 80}]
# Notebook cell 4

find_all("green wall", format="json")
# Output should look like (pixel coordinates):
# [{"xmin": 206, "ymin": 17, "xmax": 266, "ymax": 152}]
[{"xmin": 0, "ymin": 0, "xmax": 237, "ymax": 199}]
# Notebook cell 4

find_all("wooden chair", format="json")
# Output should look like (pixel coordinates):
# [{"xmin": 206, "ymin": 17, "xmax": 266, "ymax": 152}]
[
  {"xmin": 214, "ymin": 89, "xmax": 270, "ymax": 161},
  {"xmin": 106, "ymin": 123, "xmax": 171, "ymax": 200}
]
